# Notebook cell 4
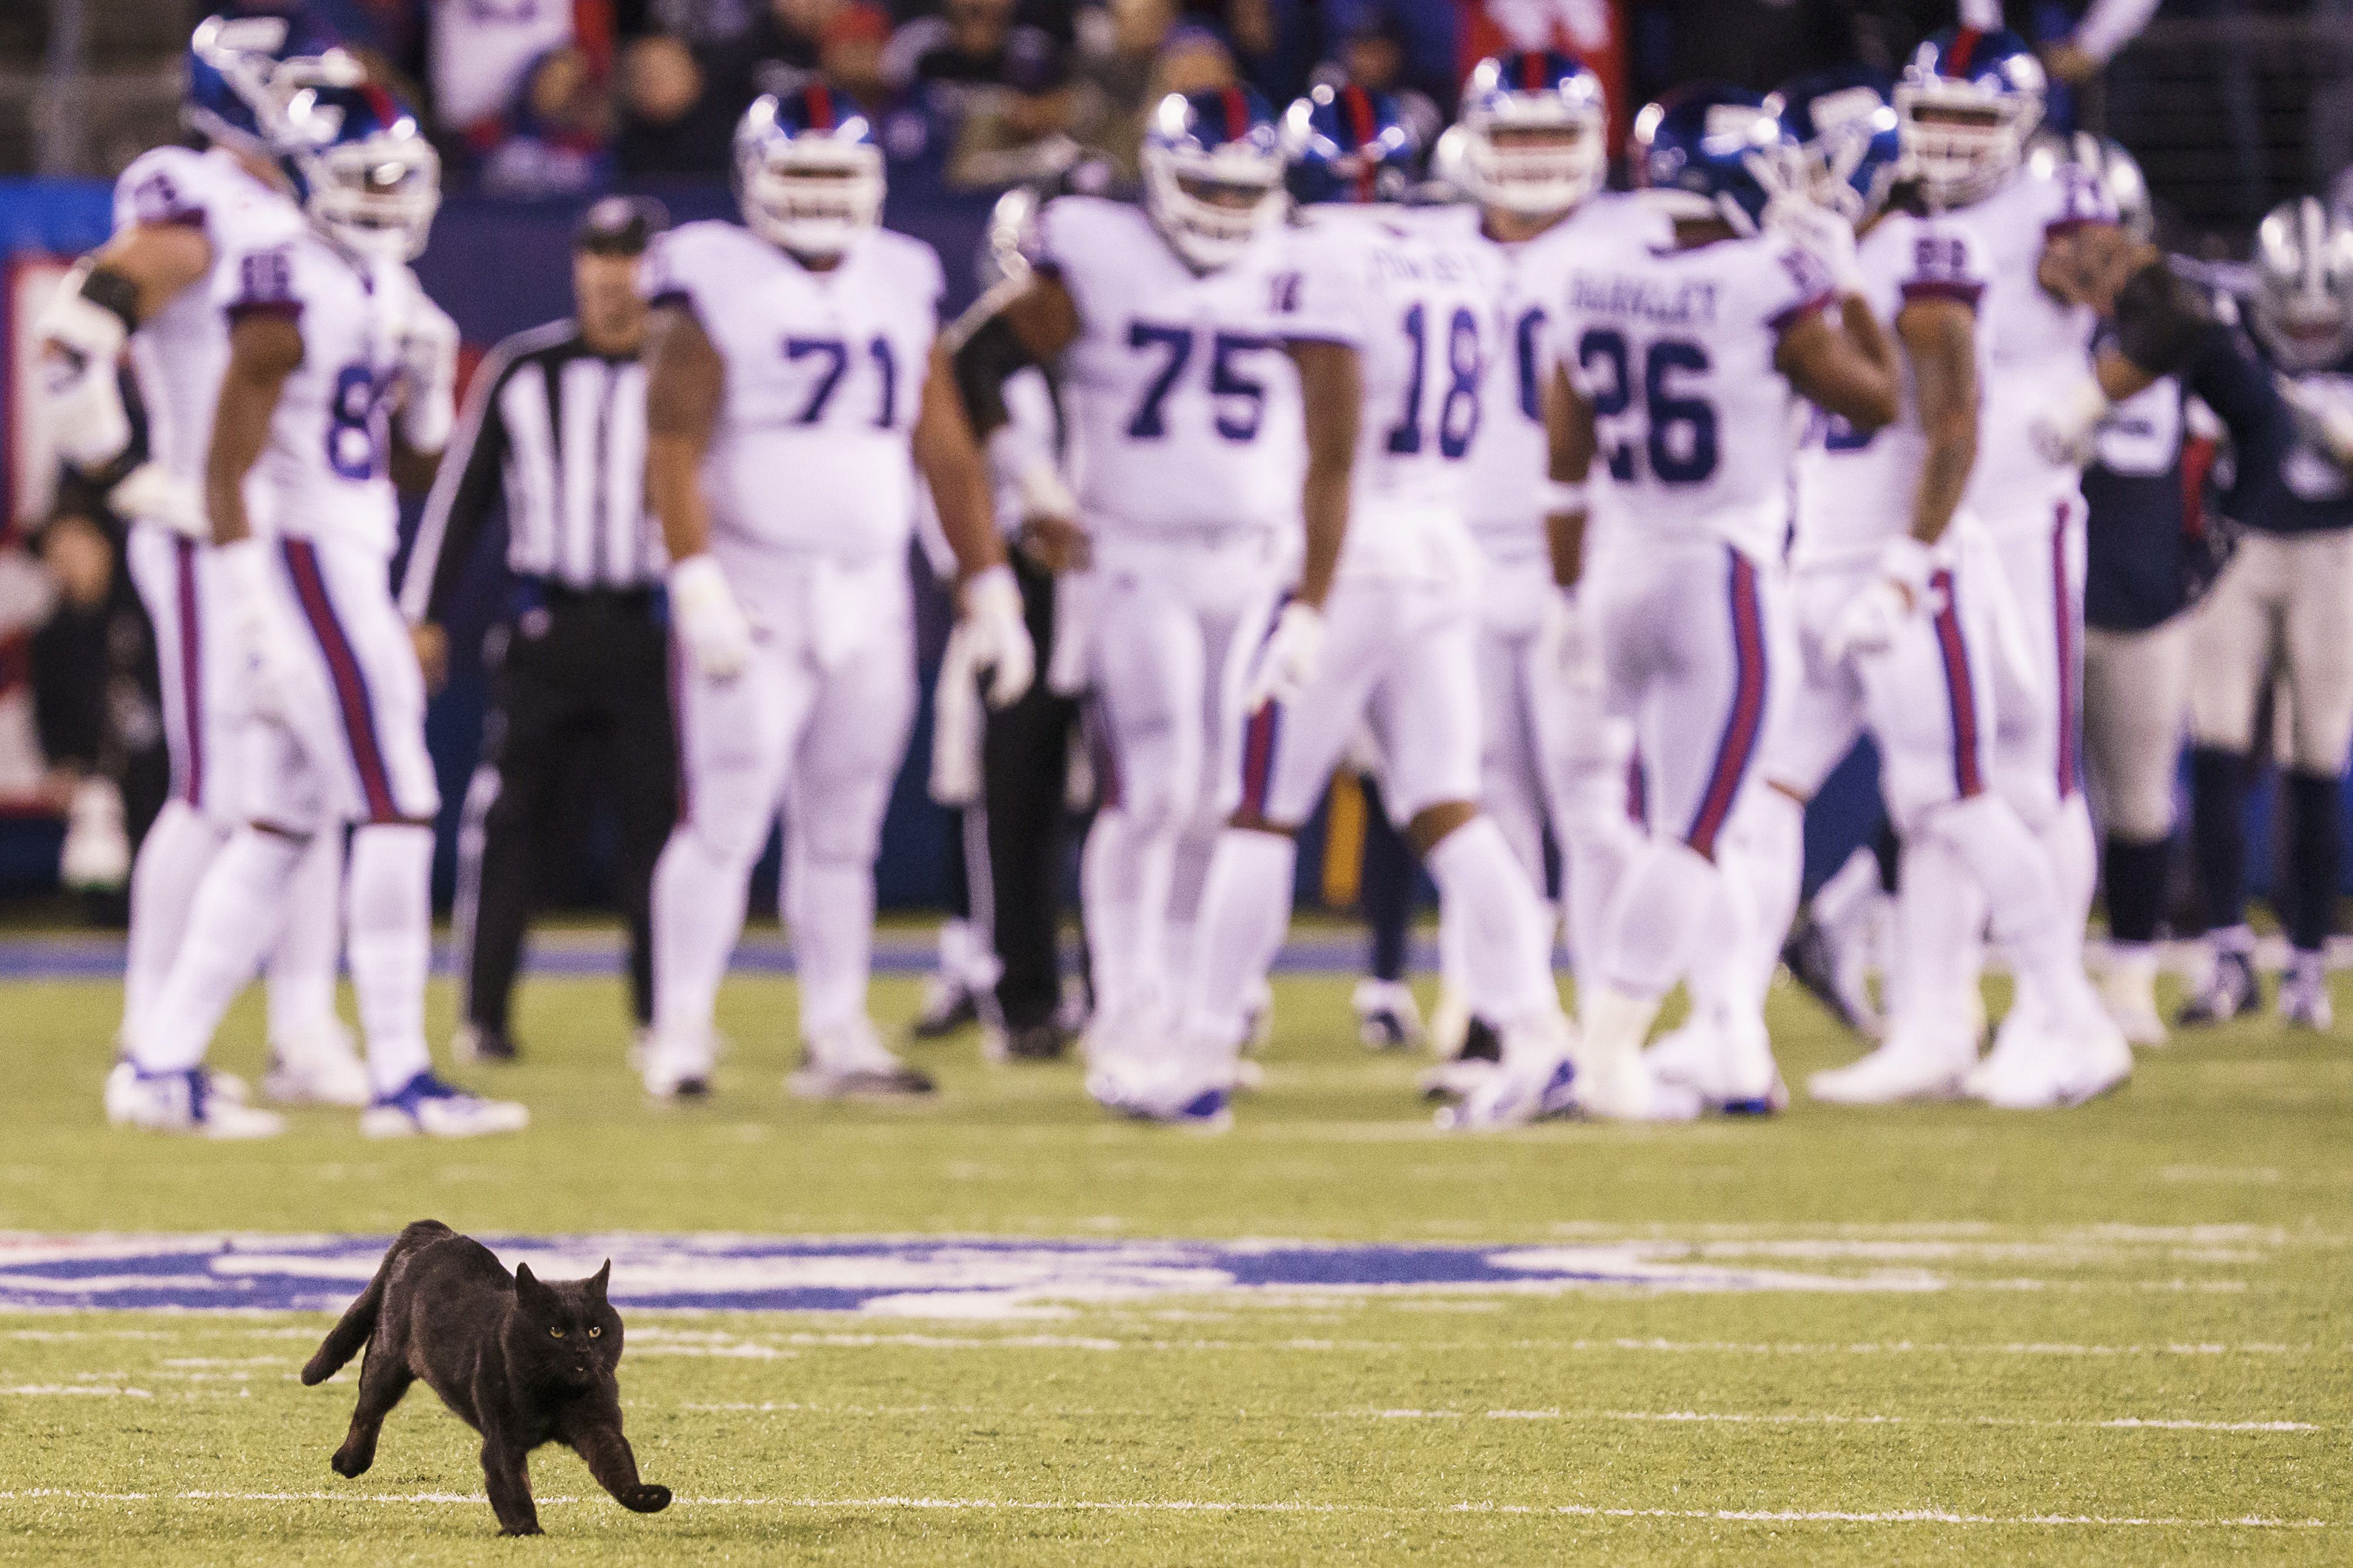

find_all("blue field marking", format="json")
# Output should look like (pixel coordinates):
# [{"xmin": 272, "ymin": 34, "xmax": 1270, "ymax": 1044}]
[
  {"xmin": 0, "ymin": 933, "xmax": 1438, "ymax": 982},
  {"xmin": 0, "ymin": 1235, "xmax": 1939, "ymax": 1315}
]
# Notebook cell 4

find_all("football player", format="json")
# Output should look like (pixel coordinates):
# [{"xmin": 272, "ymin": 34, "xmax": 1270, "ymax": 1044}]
[
  {"xmin": 942, "ymin": 88, "xmax": 1300, "ymax": 1095},
  {"xmin": 1116, "ymin": 84, "xmax": 1577, "ymax": 1129},
  {"xmin": 109, "ymin": 56, "xmax": 527, "ymax": 1137},
  {"xmin": 1743, "ymin": 71, "xmax": 2130, "ymax": 1109},
  {"xmin": 634, "ymin": 87, "xmax": 1034, "ymax": 1101},
  {"xmin": 1427, "ymin": 51, "xmax": 1643, "ymax": 1091},
  {"xmin": 2176, "ymin": 198, "xmax": 2353, "ymax": 1029},
  {"xmin": 1892, "ymin": 28, "xmax": 2126, "ymax": 1046},
  {"xmin": 42, "ymin": 16, "xmax": 366, "ymax": 1125},
  {"xmin": 1537, "ymin": 85, "xmax": 1901, "ymax": 1116}
]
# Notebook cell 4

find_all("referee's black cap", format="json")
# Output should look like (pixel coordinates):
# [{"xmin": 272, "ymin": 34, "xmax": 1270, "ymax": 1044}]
[{"xmin": 574, "ymin": 196, "xmax": 669, "ymax": 255}]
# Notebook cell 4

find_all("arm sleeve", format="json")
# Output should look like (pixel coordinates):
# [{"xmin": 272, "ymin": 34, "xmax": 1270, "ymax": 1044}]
[
  {"xmin": 2190, "ymin": 326, "xmax": 2297, "ymax": 522},
  {"xmin": 1266, "ymin": 226, "xmax": 1369, "ymax": 349},
  {"xmin": 1764, "ymin": 240, "xmax": 1836, "ymax": 336},
  {"xmin": 111, "ymin": 149, "xmax": 209, "ymax": 236},
  {"xmin": 214, "ymin": 241, "xmax": 303, "ymax": 325},
  {"xmin": 1898, "ymin": 222, "xmax": 1990, "ymax": 312},
  {"xmin": 397, "ymin": 338, "xmax": 516, "ymax": 623}
]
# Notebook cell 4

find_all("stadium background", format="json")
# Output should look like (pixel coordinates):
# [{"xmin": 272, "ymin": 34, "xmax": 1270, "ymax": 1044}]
[{"xmin": 0, "ymin": 0, "xmax": 2346, "ymax": 919}]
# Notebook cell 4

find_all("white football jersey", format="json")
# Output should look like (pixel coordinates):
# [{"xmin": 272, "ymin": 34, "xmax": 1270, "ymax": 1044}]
[
  {"xmin": 1950, "ymin": 162, "xmax": 2114, "ymax": 530},
  {"xmin": 642, "ymin": 220, "xmax": 943, "ymax": 562},
  {"xmin": 1549, "ymin": 219, "xmax": 1835, "ymax": 561},
  {"xmin": 212, "ymin": 226, "xmax": 420, "ymax": 558},
  {"xmin": 1457, "ymin": 193, "xmax": 1662, "ymax": 559},
  {"xmin": 1263, "ymin": 206, "xmax": 1503, "ymax": 581},
  {"xmin": 111, "ymin": 146, "xmax": 304, "ymax": 500},
  {"xmin": 1034, "ymin": 197, "xmax": 1304, "ymax": 539},
  {"xmin": 1791, "ymin": 210, "xmax": 1996, "ymax": 569}
]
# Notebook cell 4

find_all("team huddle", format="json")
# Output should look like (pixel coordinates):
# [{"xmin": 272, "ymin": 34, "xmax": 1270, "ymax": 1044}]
[{"xmin": 46, "ymin": 15, "xmax": 2353, "ymax": 1137}]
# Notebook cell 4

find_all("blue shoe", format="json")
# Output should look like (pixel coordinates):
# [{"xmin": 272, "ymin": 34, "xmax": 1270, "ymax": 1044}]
[
  {"xmin": 360, "ymin": 1071, "xmax": 529, "ymax": 1139},
  {"xmin": 2178, "ymin": 947, "xmax": 2257, "ymax": 1027},
  {"xmin": 1435, "ymin": 1057, "xmax": 1577, "ymax": 1130},
  {"xmin": 105, "ymin": 1062, "xmax": 285, "ymax": 1139}
]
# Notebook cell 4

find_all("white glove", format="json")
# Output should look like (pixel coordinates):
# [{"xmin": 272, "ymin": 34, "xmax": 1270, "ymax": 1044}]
[
  {"xmin": 668, "ymin": 554, "xmax": 755, "ymax": 679},
  {"xmin": 214, "ymin": 537, "xmax": 299, "ymax": 721},
  {"xmin": 394, "ymin": 291, "xmax": 460, "ymax": 455},
  {"xmin": 1535, "ymin": 585, "xmax": 1602, "ymax": 694},
  {"xmin": 959, "ymin": 563, "xmax": 1036, "ymax": 708},
  {"xmin": 35, "ymin": 268, "xmax": 134, "ymax": 472},
  {"xmin": 2029, "ymin": 373, "xmax": 2113, "ymax": 467},
  {"xmin": 107, "ymin": 462, "xmax": 208, "ymax": 538},
  {"xmin": 1823, "ymin": 535, "xmax": 1938, "ymax": 664},
  {"xmin": 1750, "ymin": 149, "xmax": 1864, "ymax": 297},
  {"xmin": 1243, "ymin": 600, "xmax": 1325, "ymax": 714}
]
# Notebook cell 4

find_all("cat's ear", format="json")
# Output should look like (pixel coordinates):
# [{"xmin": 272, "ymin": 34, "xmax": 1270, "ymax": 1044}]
[
  {"xmin": 587, "ymin": 1260, "xmax": 611, "ymax": 1304},
  {"xmin": 513, "ymin": 1261, "xmax": 552, "ymax": 1311}
]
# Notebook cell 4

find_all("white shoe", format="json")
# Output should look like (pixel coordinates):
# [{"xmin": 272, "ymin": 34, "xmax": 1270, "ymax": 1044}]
[
  {"xmin": 789, "ymin": 1018, "xmax": 936, "ymax": 1099},
  {"xmin": 1570, "ymin": 992, "xmax": 1700, "ymax": 1123},
  {"xmin": 1434, "ymin": 1054, "xmax": 1577, "ymax": 1130},
  {"xmin": 1091, "ymin": 1057, "xmax": 1233, "ymax": 1129},
  {"xmin": 2279, "ymin": 959, "xmax": 2333, "ymax": 1032},
  {"xmin": 2100, "ymin": 956, "xmax": 2168, "ymax": 1048},
  {"xmin": 1417, "ymin": 1055, "xmax": 1498, "ymax": 1102},
  {"xmin": 1963, "ymin": 1019, "xmax": 2130, "ymax": 1109},
  {"xmin": 105, "ymin": 1063, "xmax": 285, "ymax": 1138},
  {"xmin": 641, "ymin": 1031, "xmax": 715, "ymax": 1099},
  {"xmin": 1352, "ymin": 979, "xmax": 1424, "ymax": 1051},
  {"xmin": 1808, "ymin": 1036, "xmax": 1974, "ymax": 1105},
  {"xmin": 262, "ymin": 1017, "xmax": 371, "ymax": 1106},
  {"xmin": 1646, "ymin": 1014, "xmax": 1785, "ymax": 1115},
  {"xmin": 360, "ymin": 1072, "xmax": 530, "ymax": 1137}
]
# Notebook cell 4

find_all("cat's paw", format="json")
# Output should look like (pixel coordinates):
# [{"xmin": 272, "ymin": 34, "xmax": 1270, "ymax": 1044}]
[
  {"xmin": 497, "ymin": 1524, "xmax": 545, "ymax": 1536},
  {"xmin": 329, "ymin": 1446, "xmax": 372, "ymax": 1479},
  {"xmin": 622, "ymin": 1484, "xmax": 672, "ymax": 1514}
]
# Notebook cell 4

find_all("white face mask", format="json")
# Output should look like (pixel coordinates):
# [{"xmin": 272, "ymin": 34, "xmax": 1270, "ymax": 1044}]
[
  {"xmin": 303, "ymin": 135, "xmax": 441, "ymax": 261},
  {"xmin": 1462, "ymin": 109, "xmax": 1605, "ymax": 218},
  {"xmin": 1143, "ymin": 141, "xmax": 1285, "ymax": 271},
  {"xmin": 1894, "ymin": 78, "xmax": 2038, "ymax": 207},
  {"xmin": 741, "ymin": 141, "xmax": 886, "ymax": 259}
]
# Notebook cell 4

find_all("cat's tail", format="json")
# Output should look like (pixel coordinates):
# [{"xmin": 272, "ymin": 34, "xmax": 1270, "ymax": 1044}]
[{"xmin": 301, "ymin": 1220, "xmax": 451, "ymax": 1386}]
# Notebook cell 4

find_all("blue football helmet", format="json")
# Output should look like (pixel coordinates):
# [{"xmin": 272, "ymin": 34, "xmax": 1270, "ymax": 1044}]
[
  {"xmin": 184, "ymin": 11, "xmax": 343, "ymax": 156},
  {"xmin": 1280, "ymin": 81, "xmax": 1419, "ymax": 206},
  {"xmin": 1631, "ymin": 84, "xmax": 1795, "ymax": 235},
  {"xmin": 734, "ymin": 84, "xmax": 885, "ymax": 258},
  {"xmin": 1778, "ymin": 67, "xmax": 1901, "ymax": 223},
  {"xmin": 1456, "ymin": 50, "xmax": 1608, "ymax": 216},
  {"xmin": 276, "ymin": 71, "xmax": 441, "ymax": 261},
  {"xmin": 1895, "ymin": 27, "xmax": 2046, "ymax": 207},
  {"xmin": 1142, "ymin": 87, "xmax": 1285, "ymax": 271}
]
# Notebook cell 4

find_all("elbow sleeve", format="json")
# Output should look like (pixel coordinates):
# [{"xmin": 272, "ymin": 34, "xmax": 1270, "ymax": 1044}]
[{"xmin": 951, "ymin": 312, "xmax": 1036, "ymax": 440}]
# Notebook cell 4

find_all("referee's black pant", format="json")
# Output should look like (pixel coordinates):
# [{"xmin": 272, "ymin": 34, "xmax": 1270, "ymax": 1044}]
[
  {"xmin": 981, "ymin": 553, "xmax": 1081, "ymax": 1032},
  {"xmin": 458, "ymin": 583, "xmax": 677, "ymax": 1038}
]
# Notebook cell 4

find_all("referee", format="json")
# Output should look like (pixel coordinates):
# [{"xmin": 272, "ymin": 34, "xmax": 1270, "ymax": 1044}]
[{"xmin": 401, "ymin": 196, "xmax": 676, "ymax": 1063}]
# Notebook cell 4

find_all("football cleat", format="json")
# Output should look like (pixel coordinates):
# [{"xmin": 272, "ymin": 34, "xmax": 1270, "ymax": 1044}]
[
  {"xmin": 1646, "ymin": 1016, "xmax": 1786, "ymax": 1116},
  {"xmin": 1782, "ymin": 910, "xmax": 1885, "ymax": 1040},
  {"xmin": 2177, "ymin": 945, "xmax": 2258, "ymax": 1027},
  {"xmin": 1434, "ymin": 1056, "xmax": 1578, "ymax": 1131},
  {"xmin": 105, "ymin": 1062, "xmax": 285, "ymax": 1138},
  {"xmin": 1962, "ymin": 1016, "xmax": 2131, "ymax": 1109},
  {"xmin": 1353, "ymin": 978, "xmax": 1424, "ymax": 1051},
  {"xmin": 2279, "ymin": 957, "xmax": 2334, "ymax": 1032},
  {"xmin": 1808, "ymin": 1034, "xmax": 1975, "ymax": 1105},
  {"xmin": 789, "ymin": 1019, "xmax": 935, "ymax": 1100},
  {"xmin": 2098, "ymin": 955, "xmax": 2168, "ymax": 1048},
  {"xmin": 911, "ymin": 982, "xmax": 982, "ymax": 1040},
  {"xmin": 262, "ymin": 1017, "xmax": 371, "ymax": 1106},
  {"xmin": 360, "ymin": 1072, "xmax": 530, "ymax": 1138},
  {"xmin": 1417, "ymin": 1055, "xmax": 1499, "ymax": 1104},
  {"xmin": 1090, "ymin": 1058, "xmax": 1233, "ymax": 1130},
  {"xmin": 640, "ymin": 1030, "xmax": 714, "ymax": 1099},
  {"xmin": 451, "ymin": 1022, "xmax": 519, "ymax": 1065}
]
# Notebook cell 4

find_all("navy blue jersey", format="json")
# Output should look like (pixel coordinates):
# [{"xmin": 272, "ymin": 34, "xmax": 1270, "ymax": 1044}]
[
  {"xmin": 2085, "ymin": 303, "xmax": 2296, "ymax": 631},
  {"xmin": 2236, "ymin": 310, "xmax": 2352, "ymax": 538}
]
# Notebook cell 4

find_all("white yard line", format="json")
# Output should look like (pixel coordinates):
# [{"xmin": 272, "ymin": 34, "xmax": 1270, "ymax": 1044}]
[
  {"xmin": 0, "ymin": 1489, "xmax": 2333, "ymax": 1529},
  {"xmin": 631, "ymin": 1332, "xmax": 2323, "ymax": 1356}
]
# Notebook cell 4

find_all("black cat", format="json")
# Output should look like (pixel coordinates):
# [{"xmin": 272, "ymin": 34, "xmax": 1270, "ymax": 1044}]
[{"xmin": 301, "ymin": 1219, "xmax": 672, "ymax": 1536}]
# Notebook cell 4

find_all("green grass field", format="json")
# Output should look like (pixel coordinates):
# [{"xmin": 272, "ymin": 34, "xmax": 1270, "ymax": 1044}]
[{"xmin": 2, "ymin": 941, "xmax": 2349, "ymax": 1564}]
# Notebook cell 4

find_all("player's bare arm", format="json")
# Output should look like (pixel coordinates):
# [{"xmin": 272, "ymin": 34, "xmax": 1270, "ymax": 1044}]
[
  {"xmin": 641, "ymin": 302, "xmax": 724, "ymax": 565},
  {"xmin": 1778, "ymin": 302, "xmax": 1900, "ymax": 432},
  {"xmin": 205, "ymin": 312, "xmax": 303, "ymax": 547},
  {"xmin": 1540, "ymin": 361, "xmax": 1597, "ymax": 590},
  {"xmin": 79, "ymin": 222, "xmax": 214, "ymax": 324},
  {"xmin": 1897, "ymin": 295, "xmax": 1980, "ymax": 554},
  {"xmin": 1285, "ymin": 340, "xmax": 1359, "ymax": 613},
  {"xmin": 946, "ymin": 274, "xmax": 1085, "ymax": 571},
  {"xmin": 913, "ymin": 340, "xmax": 1011, "ymax": 585}
]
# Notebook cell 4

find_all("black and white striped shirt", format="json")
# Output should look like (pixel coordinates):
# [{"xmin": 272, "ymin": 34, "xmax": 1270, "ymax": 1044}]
[{"xmin": 399, "ymin": 319, "xmax": 663, "ymax": 623}]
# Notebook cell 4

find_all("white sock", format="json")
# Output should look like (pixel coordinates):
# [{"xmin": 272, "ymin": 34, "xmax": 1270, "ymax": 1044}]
[
  {"xmin": 346, "ymin": 824, "xmax": 434, "ymax": 1096},
  {"xmin": 652, "ymin": 825, "xmax": 755, "ymax": 1047},
  {"xmin": 1597, "ymin": 834, "xmax": 1718, "ymax": 1002},
  {"xmin": 1896, "ymin": 830, "xmax": 1986, "ymax": 1034},
  {"xmin": 1812, "ymin": 842, "xmax": 1883, "ymax": 932},
  {"xmin": 265, "ymin": 826, "xmax": 345, "ymax": 1043},
  {"xmin": 2043, "ymin": 790, "xmax": 2098, "ymax": 928},
  {"xmin": 1560, "ymin": 821, "xmax": 1633, "ymax": 1007},
  {"xmin": 1080, "ymin": 809, "xmax": 1139, "ymax": 1020},
  {"xmin": 120, "ymin": 800, "xmax": 227, "ymax": 1048},
  {"xmin": 1731, "ymin": 787, "xmax": 1806, "ymax": 1016},
  {"xmin": 1182, "ymin": 828, "xmax": 1296, "ymax": 1058},
  {"xmin": 787, "ymin": 853, "xmax": 874, "ymax": 1040},
  {"xmin": 1922, "ymin": 794, "xmax": 2098, "ymax": 1030},
  {"xmin": 1162, "ymin": 829, "xmax": 1215, "ymax": 1001},
  {"xmin": 1424, "ymin": 815, "xmax": 1559, "ymax": 1026},
  {"xmin": 134, "ymin": 826, "xmax": 305, "ymax": 1074}
]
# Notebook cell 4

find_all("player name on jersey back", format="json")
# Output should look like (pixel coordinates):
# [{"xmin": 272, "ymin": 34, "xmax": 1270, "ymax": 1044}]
[
  {"xmin": 642, "ymin": 220, "xmax": 944, "ymax": 561},
  {"xmin": 1792, "ymin": 210, "xmax": 1994, "ymax": 569},
  {"xmin": 1550, "ymin": 221, "xmax": 1832, "ymax": 562},
  {"xmin": 213, "ymin": 224, "xmax": 415, "ymax": 558},
  {"xmin": 1035, "ymin": 197, "xmax": 1304, "ymax": 539},
  {"xmin": 112, "ymin": 146, "xmax": 305, "ymax": 501}
]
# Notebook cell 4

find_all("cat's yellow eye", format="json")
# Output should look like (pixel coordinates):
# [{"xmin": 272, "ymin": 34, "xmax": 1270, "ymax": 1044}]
[
  {"xmin": 588, "ymin": 1327, "xmax": 602, "ymax": 1338},
  {"xmin": 550, "ymin": 1327, "xmax": 565, "ymax": 1338}
]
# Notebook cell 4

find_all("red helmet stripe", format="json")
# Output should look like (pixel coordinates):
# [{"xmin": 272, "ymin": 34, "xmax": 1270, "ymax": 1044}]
[
  {"xmin": 806, "ymin": 82, "xmax": 834, "ymax": 131},
  {"xmin": 362, "ymin": 82, "xmax": 400, "ymax": 125},
  {"xmin": 1522, "ymin": 51, "xmax": 1546, "ymax": 92},
  {"xmin": 1223, "ymin": 86, "xmax": 1248, "ymax": 142},
  {"xmin": 1948, "ymin": 26, "xmax": 1982, "ymax": 77}
]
